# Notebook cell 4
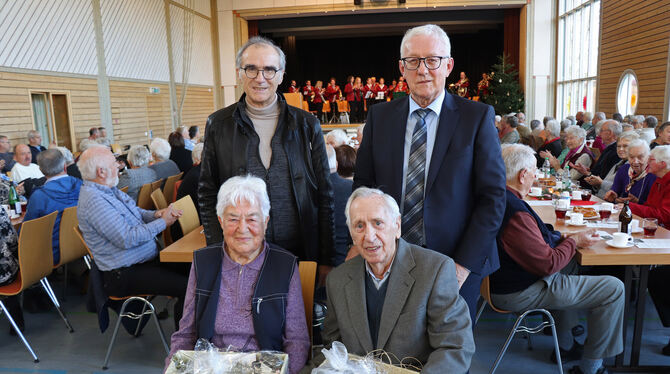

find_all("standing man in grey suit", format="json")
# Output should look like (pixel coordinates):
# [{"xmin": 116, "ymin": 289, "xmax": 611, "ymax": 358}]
[
  {"xmin": 354, "ymin": 24, "xmax": 506, "ymax": 321},
  {"xmin": 322, "ymin": 187, "xmax": 474, "ymax": 373}
]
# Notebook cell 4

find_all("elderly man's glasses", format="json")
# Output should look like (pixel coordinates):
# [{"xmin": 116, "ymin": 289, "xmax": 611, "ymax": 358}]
[
  {"xmin": 400, "ymin": 56, "xmax": 449, "ymax": 70},
  {"xmin": 241, "ymin": 65, "xmax": 281, "ymax": 79}
]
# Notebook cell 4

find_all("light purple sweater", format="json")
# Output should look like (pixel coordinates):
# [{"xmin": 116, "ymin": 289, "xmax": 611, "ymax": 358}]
[{"xmin": 166, "ymin": 244, "xmax": 310, "ymax": 373}]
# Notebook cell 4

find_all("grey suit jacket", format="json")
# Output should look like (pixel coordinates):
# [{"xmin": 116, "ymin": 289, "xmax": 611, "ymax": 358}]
[
  {"xmin": 322, "ymin": 239, "xmax": 475, "ymax": 373},
  {"xmin": 117, "ymin": 167, "xmax": 158, "ymax": 201}
]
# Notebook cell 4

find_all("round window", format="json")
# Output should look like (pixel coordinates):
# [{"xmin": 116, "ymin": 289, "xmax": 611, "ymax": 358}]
[{"xmin": 616, "ymin": 70, "xmax": 638, "ymax": 116}]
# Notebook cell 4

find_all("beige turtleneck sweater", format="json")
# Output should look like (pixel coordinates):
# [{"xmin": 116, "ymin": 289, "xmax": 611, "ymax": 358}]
[{"xmin": 245, "ymin": 94, "xmax": 280, "ymax": 169}]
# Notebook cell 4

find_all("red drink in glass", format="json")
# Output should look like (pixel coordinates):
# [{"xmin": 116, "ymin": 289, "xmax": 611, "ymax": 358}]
[
  {"xmin": 643, "ymin": 227, "xmax": 657, "ymax": 237},
  {"xmin": 581, "ymin": 191, "xmax": 592, "ymax": 201},
  {"xmin": 599, "ymin": 210, "xmax": 611, "ymax": 220},
  {"xmin": 555, "ymin": 209, "xmax": 568, "ymax": 219}
]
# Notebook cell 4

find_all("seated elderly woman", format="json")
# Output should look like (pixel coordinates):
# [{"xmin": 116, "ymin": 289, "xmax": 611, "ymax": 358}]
[
  {"xmin": 167, "ymin": 175, "xmax": 310, "ymax": 374},
  {"xmin": 535, "ymin": 119, "xmax": 562, "ymax": 166},
  {"xmin": 0, "ymin": 206, "xmax": 22, "ymax": 333},
  {"xmin": 585, "ymin": 132, "xmax": 638, "ymax": 200},
  {"xmin": 117, "ymin": 145, "xmax": 158, "ymax": 201},
  {"xmin": 326, "ymin": 129, "xmax": 349, "ymax": 148},
  {"xmin": 604, "ymin": 139, "xmax": 657, "ymax": 204},
  {"xmin": 540, "ymin": 125, "xmax": 595, "ymax": 181},
  {"xmin": 149, "ymin": 137, "xmax": 180, "ymax": 180},
  {"xmin": 168, "ymin": 131, "xmax": 193, "ymax": 174}
]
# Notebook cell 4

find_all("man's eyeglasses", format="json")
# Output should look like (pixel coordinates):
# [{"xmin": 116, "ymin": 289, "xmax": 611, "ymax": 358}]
[
  {"xmin": 400, "ymin": 56, "xmax": 449, "ymax": 70},
  {"xmin": 241, "ymin": 65, "xmax": 281, "ymax": 80}
]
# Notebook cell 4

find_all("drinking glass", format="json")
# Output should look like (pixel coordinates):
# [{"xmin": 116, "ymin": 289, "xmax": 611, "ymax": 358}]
[{"xmin": 643, "ymin": 218, "xmax": 658, "ymax": 237}]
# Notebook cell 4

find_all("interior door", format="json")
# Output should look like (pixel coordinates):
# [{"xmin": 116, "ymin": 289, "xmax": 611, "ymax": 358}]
[{"xmin": 51, "ymin": 94, "xmax": 73, "ymax": 150}]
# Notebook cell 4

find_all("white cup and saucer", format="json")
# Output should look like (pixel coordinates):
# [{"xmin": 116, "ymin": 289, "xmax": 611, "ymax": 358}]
[
  {"xmin": 571, "ymin": 190, "xmax": 582, "ymax": 200},
  {"xmin": 630, "ymin": 219, "xmax": 643, "ymax": 234},
  {"xmin": 607, "ymin": 232, "xmax": 634, "ymax": 248},
  {"xmin": 568, "ymin": 213, "xmax": 586, "ymax": 226},
  {"xmin": 529, "ymin": 187, "xmax": 542, "ymax": 197}
]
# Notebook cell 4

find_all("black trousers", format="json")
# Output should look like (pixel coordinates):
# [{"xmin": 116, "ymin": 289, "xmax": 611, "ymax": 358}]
[
  {"xmin": 102, "ymin": 259, "xmax": 188, "ymax": 329},
  {"xmin": 648, "ymin": 266, "xmax": 670, "ymax": 327},
  {"xmin": 349, "ymin": 100, "xmax": 363, "ymax": 123}
]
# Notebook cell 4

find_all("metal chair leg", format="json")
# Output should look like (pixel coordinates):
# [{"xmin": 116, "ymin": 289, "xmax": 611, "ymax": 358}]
[
  {"xmin": 40, "ymin": 278, "xmax": 74, "ymax": 332},
  {"xmin": 133, "ymin": 300, "xmax": 148, "ymax": 337},
  {"xmin": 543, "ymin": 310, "xmax": 564, "ymax": 374},
  {"xmin": 489, "ymin": 313, "xmax": 525, "ymax": 374},
  {"xmin": 0, "ymin": 300, "xmax": 39, "ymax": 363},
  {"xmin": 148, "ymin": 302, "xmax": 170, "ymax": 354},
  {"xmin": 62, "ymin": 263, "xmax": 68, "ymax": 301},
  {"xmin": 475, "ymin": 298, "xmax": 487, "ymax": 325},
  {"xmin": 102, "ymin": 298, "xmax": 130, "ymax": 370}
]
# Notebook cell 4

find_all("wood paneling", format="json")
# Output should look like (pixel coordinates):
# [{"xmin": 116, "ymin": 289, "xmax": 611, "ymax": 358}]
[
  {"xmin": 597, "ymin": 0, "xmax": 670, "ymax": 118},
  {"xmin": 0, "ymin": 71, "xmax": 100, "ymax": 146}
]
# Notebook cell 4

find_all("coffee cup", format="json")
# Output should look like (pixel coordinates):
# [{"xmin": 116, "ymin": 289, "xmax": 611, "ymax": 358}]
[
  {"xmin": 631, "ymin": 219, "xmax": 640, "ymax": 232},
  {"xmin": 557, "ymin": 199, "xmax": 570, "ymax": 210},
  {"xmin": 612, "ymin": 232, "xmax": 631, "ymax": 247},
  {"xmin": 571, "ymin": 190, "xmax": 582, "ymax": 200},
  {"xmin": 570, "ymin": 213, "xmax": 584, "ymax": 225},
  {"xmin": 530, "ymin": 187, "xmax": 542, "ymax": 196},
  {"xmin": 561, "ymin": 191, "xmax": 571, "ymax": 199},
  {"xmin": 600, "ymin": 202, "xmax": 614, "ymax": 212}
]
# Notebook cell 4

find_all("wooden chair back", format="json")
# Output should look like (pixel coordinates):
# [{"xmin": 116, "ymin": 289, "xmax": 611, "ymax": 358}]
[
  {"xmin": 120, "ymin": 186, "xmax": 129, "ymax": 194},
  {"xmin": 17, "ymin": 211, "xmax": 58, "ymax": 291},
  {"xmin": 298, "ymin": 261, "xmax": 317, "ymax": 343},
  {"xmin": 480, "ymin": 276, "xmax": 511, "ymax": 314},
  {"xmin": 174, "ymin": 180, "xmax": 183, "ymax": 203},
  {"xmin": 151, "ymin": 179, "xmax": 163, "ymax": 191},
  {"xmin": 111, "ymin": 144, "xmax": 122, "ymax": 154},
  {"xmin": 163, "ymin": 172, "xmax": 183, "ymax": 204},
  {"xmin": 56, "ymin": 207, "xmax": 88, "ymax": 267},
  {"xmin": 136, "ymin": 182, "xmax": 154, "ymax": 210},
  {"xmin": 151, "ymin": 189, "xmax": 171, "ymax": 246},
  {"xmin": 173, "ymin": 195, "xmax": 200, "ymax": 235}
]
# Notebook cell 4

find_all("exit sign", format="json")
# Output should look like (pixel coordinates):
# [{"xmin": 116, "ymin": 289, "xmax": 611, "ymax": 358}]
[{"xmin": 149, "ymin": 87, "xmax": 161, "ymax": 94}]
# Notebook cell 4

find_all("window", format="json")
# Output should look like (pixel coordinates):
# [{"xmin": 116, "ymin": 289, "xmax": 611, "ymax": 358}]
[
  {"xmin": 556, "ymin": 0, "xmax": 600, "ymax": 120},
  {"xmin": 616, "ymin": 70, "xmax": 638, "ymax": 116}
]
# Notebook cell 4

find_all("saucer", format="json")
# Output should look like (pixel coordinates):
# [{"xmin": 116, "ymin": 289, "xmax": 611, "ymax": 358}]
[
  {"xmin": 606, "ymin": 239, "xmax": 633, "ymax": 248},
  {"xmin": 632, "ymin": 228, "xmax": 643, "ymax": 234},
  {"xmin": 528, "ymin": 192, "xmax": 542, "ymax": 197},
  {"xmin": 567, "ymin": 221, "xmax": 587, "ymax": 226}
]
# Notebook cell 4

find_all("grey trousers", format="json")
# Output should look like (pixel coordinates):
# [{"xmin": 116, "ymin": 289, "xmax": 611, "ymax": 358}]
[{"xmin": 491, "ymin": 272, "xmax": 625, "ymax": 359}]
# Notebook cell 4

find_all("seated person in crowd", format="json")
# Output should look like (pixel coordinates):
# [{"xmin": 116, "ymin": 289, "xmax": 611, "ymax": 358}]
[
  {"xmin": 179, "ymin": 126, "xmax": 194, "ymax": 151},
  {"xmin": 321, "ymin": 187, "xmax": 474, "ymax": 373},
  {"xmin": 96, "ymin": 127, "xmax": 112, "ymax": 148},
  {"xmin": 629, "ymin": 145, "xmax": 670, "ymax": 228},
  {"xmin": 117, "ymin": 145, "xmax": 159, "ymax": 201},
  {"xmin": 585, "ymin": 132, "xmax": 636, "ymax": 200},
  {"xmin": 149, "ymin": 137, "xmax": 180, "ymax": 180},
  {"xmin": 638, "ymin": 116, "xmax": 657, "ymax": 145},
  {"xmin": 0, "ymin": 136, "xmax": 16, "ymax": 173},
  {"xmin": 176, "ymin": 143, "xmax": 204, "ymax": 214},
  {"xmin": 335, "ymin": 144, "xmax": 356, "ymax": 180},
  {"xmin": 325, "ymin": 129, "xmax": 349, "ymax": 148},
  {"xmin": 499, "ymin": 115, "xmax": 520, "ymax": 144},
  {"xmin": 77, "ymin": 145, "xmax": 187, "ymax": 328},
  {"xmin": 541, "ymin": 125, "xmax": 594, "ymax": 181},
  {"xmin": 493, "ymin": 144, "xmax": 624, "ymax": 374},
  {"xmin": 0, "ymin": 204, "xmax": 22, "ymax": 334},
  {"xmin": 23, "ymin": 149, "xmax": 82, "ymax": 265},
  {"xmin": 79, "ymin": 127, "xmax": 100, "ymax": 151},
  {"xmin": 576, "ymin": 120, "xmax": 623, "ymax": 189},
  {"xmin": 326, "ymin": 145, "xmax": 352, "ymax": 266},
  {"xmin": 26, "ymin": 130, "xmax": 46, "ymax": 164},
  {"xmin": 535, "ymin": 119, "xmax": 562, "ymax": 167},
  {"xmin": 56, "ymin": 146, "xmax": 82, "ymax": 179},
  {"xmin": 188, "ymin": 125, "xmax": 200, "ymax": 146},
  {"xmin": 651, "ymin": 121, "xmax": 670, "ymax": 150},
  {"xmin": 168, "ymin": 131, "xmax": 192, "ymax": 174},
  {"xmin": 354, "ymin": 123, "xmax": 365, "ymax": 150},
  {"xmin": 604, "ymin": 139, "xmax": 656, "ymax": 204},
  {"xmin": 167, "ymin": 175, "xmax": 309, "ymax": 374},
  {"xmin": 11, "ymin": 144, "xmax": 44, "ymax": 183}
]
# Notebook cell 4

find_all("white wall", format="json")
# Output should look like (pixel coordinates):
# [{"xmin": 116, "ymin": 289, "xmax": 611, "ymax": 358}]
[{"xmin": 524, "ymin": 0, "xmax": 556, "ymax": 121}]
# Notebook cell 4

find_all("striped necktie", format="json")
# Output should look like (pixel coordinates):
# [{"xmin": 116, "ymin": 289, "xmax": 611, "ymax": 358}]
[{"xmin": 402, "ymin": 108, "xmax": 429, "ymax": 245}]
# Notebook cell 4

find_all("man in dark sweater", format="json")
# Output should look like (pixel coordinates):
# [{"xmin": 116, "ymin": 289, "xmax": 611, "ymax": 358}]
[
  {"xmin": 326, "ymin": 145, "xmax": 352, "ymax": 265},
  {"xmin": 576, "ymin": 120, "xmax": 622, "ymax": 190},
  {"xmin": 492, "ymin": 144, "xmax": 625, "ymax": 374}
]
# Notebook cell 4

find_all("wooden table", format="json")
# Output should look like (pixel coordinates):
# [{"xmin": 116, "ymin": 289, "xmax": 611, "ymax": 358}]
[
  {"xmin": 159, "ymin": 225, "xmax": 206, "ymax": 263},
  {"xmin": 11, "ymin": 211, "xmax": 25, "ymax": 229},
  {"xmin": 530, "ymin": 198, "xmax": 670, "ymax": 372}
]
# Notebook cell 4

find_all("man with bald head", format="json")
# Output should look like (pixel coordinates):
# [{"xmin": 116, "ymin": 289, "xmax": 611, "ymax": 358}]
[
  {"xmin": 77, "ymin": 145, "xmax": 187, "ymax": 328},
  {"xmin": 10, "ymin": 144, "xmax": 44, "ymax": 183}
]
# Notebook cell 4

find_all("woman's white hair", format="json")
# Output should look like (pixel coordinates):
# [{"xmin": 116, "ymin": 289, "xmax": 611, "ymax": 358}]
[
  {"xmin": 150, "ymin": 138, "xmax": 171, "ymax": 161},
  {"xmin": 626, "ymin": 139, "xmax": 650, "ymax": 156},
  {"xmin": 191, "ymin": 143, "xmax": 204, "ymax": 163},
  {"xmin": 565, "ymin": 125, "xmax": 587, "ymax": 141},
  {"xmin": 216, "ymin": 175, "xmax": 270, "ymax": 220},
  {"xmin": 400, "ymin": 24, "xmax": 451, "ymax": 58},
  {"xmin": 545, "ymin": 119, "xmax": 561, "ymax": 138},
  {"xmin": 501, "ymin": 144, "xmax": 537, "ymax": 182},
  {"xmin": 326, "ymin": 129, "xmax": 349, "ymax": 147},
  {"xmin": 651, "ymin": 145, "xmax": 670, "ymax": 166},
  {"xmin": 618, "ymin": 131, "xmax": 639, "ymax": 143},
  {"xmin": 345, "ymin": 187, "xmax": 400, "ymax": 228},
  {"xmin": 56, "ymin": 146, "xmax": 74, "ymax": 165},
  {"xmin": 127, "ymin": 145, "xmax": 151, "ymax": 168}
]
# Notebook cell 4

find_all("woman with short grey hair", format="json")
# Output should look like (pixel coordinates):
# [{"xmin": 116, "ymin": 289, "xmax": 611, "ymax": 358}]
[
  {"xmin": 541, "ymin": 125, "xmax": 595, "ymax": 181},
  {"xmin": 149, "ymin": 138, "xmax": 180, "ymax": 180},
  {"xmin": 535, "ymin": 120, "xmax": 562, "ymax": 167},
  {"xmin": 117, "ymin": 145, "xmax": 158, "ymax": 201},
  {"xmin": 585, "ymin": 131, "xmax": 639, "ymax": 199}
]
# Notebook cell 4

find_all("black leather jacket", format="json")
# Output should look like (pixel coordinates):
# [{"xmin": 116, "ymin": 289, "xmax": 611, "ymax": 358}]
[{"xmin": 198, "ymin": 93, "xmax": 335, "ymax": 265}]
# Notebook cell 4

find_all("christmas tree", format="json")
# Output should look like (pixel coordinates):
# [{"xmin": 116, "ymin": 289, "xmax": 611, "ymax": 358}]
[{"xmin": 484, "ymin": 54, "xmax": 524, "ymax": 114}]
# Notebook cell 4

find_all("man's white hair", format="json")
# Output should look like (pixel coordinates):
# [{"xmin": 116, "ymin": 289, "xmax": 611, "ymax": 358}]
[
  {"xmin": 326, "ymin": 129, "xmax": 349, "ymax": 147},
  {"xmin": 150, "ymin": 138, "xmax": 171, "ymax": 161},
  {"xmin": 495, "ymin": 115, "xmax": 502, "ymax": 123},
  {"xmin": 127, "ymin": 145, "xmax": 151, "ymax": 168},
  {"xmin": 345, "ymin": 187, "xmax": 400, "ymax": 228},
  {"xmin": 603, "ymin": 120, "xmax": 623, "ymax": 137},
  {"xmin": 77, "ymin": 145, "xmax": 110, "ymax": 181},
  {"xmin": 545, "ymin": 119, "xmax": 561, "ymax": 138},
  {"xmin": 501, "ymin": 144, "xmax": 537, "ymax": 182},
  {"xmin": 191, "ymin": 143, "xmax": 204, "ymax": 163},
  {"xmin": 593, "ymin": 112, "xmax": 606, "ymax": 123},
  {"xmin": 400, "ymin": 24, "xmax": 451, "ymax": 58},
  {"xmin": 650, "ymin": 145, "xmax": 670, "ymax": 166},
  {"xmin": 56, "ymin": 146, "xmax": 74, "ymax": 165},
  {"xmin": 326, "ymin": 144, "xmax": 337, "ymax": 171},
  {"xmin": 215, "ymin": 175, "xmax": 270, "ymax": 220},
  {"xmin": 565, "ymin": 125, "xmax": 587, "ymax": 141}
]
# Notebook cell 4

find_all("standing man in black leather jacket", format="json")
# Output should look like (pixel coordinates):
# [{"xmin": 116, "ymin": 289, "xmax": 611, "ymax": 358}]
[{"xmin": 199, "ymin": 36, "xmax": 335, "ymax": 275}]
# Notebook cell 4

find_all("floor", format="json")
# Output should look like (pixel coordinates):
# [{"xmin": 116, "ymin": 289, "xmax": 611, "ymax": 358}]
[{"xmin": 0, "ymin": 280, "xmax": 669, "ymax": 374}]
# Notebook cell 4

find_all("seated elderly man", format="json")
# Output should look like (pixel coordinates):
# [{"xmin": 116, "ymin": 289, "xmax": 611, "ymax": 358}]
[
  {"xmin": 149, "ymin": 137, "xmax": 180, "ymax": 180},
  {"xmin": 77, "ymin": 145, "xmax": 187, "ymax": 328},
  {"xmin": 576, "ymin": 120, "xmax": 623, "ymax": 188},
  {"xmin": 0, "ymin": 136, "xmax": 15, "ymax": 173},
  {"xmin": 321, "ymin": 187, "xmax": 474, "ymax": 373},
  {"xmin": 167, "ymin": 175, "xmax": 309, "ymax": 374},
  {"xmin": 117, "ymin": 145, "xmax": 159, "ymax": 201},
  {"xmin": 10, "ymin": 144, "xmax": 44, "ymax": 183},
  {"xmin": 26, "ymin": 130, "xmax": 46, "ymax": 164},
  {"xmin": 492, "ymin": 144, "xmax": 624, "ymax": 374},
  {"xmin": 23, "ymin": 149, "xmax": 82, "ymax": 264},
  {"xmin": 585, "ymin": 132, "xmax": 637, "ymax": 200},
  {"xmin": 651, "ymin": 121, "xmax": 670, "ymax": 150},
  {"xmin": 325, "ymin": 129, "xmax": 349, "ymax": 148},
  {"xmin": 604, "ymin": 139, "xmax": 656, "ymax": 204},
  {"xmin": 629, "ymin": 145, "xmax": 670, "ymax": 228}
]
